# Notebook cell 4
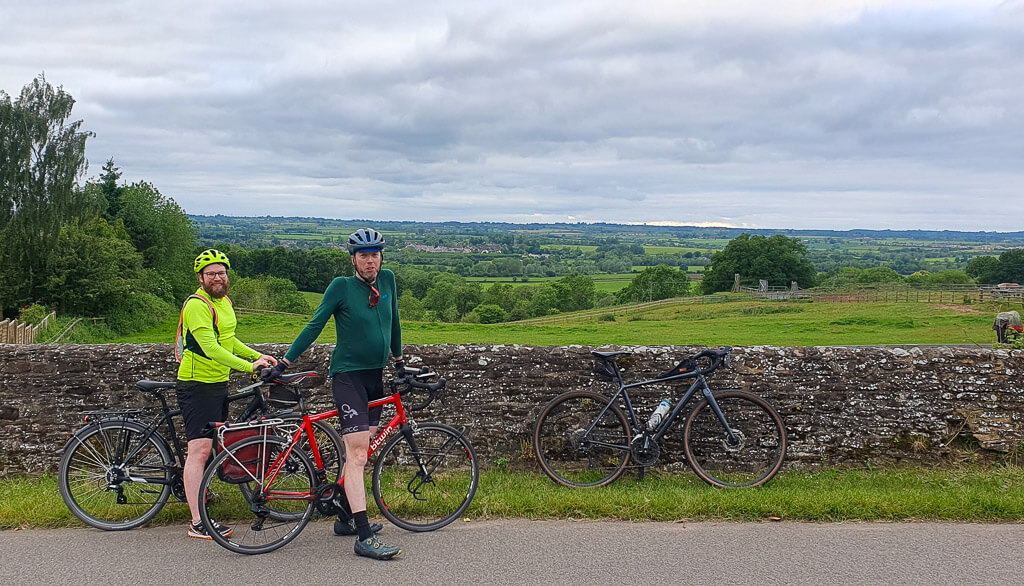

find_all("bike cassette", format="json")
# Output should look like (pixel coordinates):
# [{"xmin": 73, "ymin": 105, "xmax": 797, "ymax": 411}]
[
  {"xmin": 314, "ymin": 482, "xmax": 351, "ymax": 517},
  {"xmin": 630, "ymin": 435, "xmax": 660, "ymax": 467}
]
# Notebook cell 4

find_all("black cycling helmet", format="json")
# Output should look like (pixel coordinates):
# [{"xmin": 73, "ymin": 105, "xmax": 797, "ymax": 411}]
[{"xmin": 348, "ymin": 228, "xmax": 385, "ymax": 254}]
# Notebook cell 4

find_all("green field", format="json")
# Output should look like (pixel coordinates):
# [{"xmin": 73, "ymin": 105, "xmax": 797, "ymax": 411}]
[
  {"xmin": 465, "ymin": 273, "xmax": 637, "ymax": 293},
  {"xmin": 111, "ymin": 298, "xmax": 1008, "ymax": 347}
]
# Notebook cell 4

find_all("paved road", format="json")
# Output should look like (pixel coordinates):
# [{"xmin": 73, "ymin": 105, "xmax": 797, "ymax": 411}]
[{"xmin": 3, "ymin": 519, "xmax": 1023, "ymax": 585}]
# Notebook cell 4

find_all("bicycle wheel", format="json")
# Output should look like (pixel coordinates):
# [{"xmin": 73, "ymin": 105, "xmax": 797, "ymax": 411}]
[
  {"xmin": 683, "ymin": 390, "xmax": 787, "ymax": 488},
  {"xmin": 372, "ymin": 422, "xmax": 479, "ymax": 532},
  {"xmin": 533, "ymin": 391, "xmax": 631, "ymax": 488},
  {"xmin": 58, "ymin": 420, "xmax": 174, "ymax": 531},
  {"xmin": 199, "ymin": 435, "xmax": 315, "ymax": 554}
]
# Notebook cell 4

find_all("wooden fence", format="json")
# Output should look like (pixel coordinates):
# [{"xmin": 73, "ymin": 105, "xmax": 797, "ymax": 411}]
[{"xmin": 0, "ymin": 312, "xmax": 56, "ymax": 344}]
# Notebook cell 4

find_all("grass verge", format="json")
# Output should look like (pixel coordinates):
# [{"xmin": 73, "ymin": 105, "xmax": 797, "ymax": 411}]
[{"xmin": 6, "ymin": 466, "xmax": 1024, "ymax": 530}]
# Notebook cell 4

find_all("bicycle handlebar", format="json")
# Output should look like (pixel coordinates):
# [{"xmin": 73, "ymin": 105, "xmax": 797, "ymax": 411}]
[{"xmin": 391, "ymin": 366, "xmax": 447, "ymax": 411}]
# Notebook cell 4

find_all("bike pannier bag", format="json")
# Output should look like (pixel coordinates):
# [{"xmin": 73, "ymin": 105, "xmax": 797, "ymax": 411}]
[{"xmin": 216, "ymin": 426, "xmax": 272, "ymax": 484}]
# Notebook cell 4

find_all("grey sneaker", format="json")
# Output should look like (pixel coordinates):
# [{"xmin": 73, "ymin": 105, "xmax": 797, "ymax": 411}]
[
  {"xmin": 354, "ymin": 535, "xmax": 401, "ymax": 560},
  {"xmin": 334, "ymin": 518, "xmax": 383, "ymax": 536}
]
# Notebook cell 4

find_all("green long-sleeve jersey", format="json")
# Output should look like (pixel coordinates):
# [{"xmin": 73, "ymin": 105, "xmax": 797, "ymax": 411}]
[{"xmin": 284, "ymin": 270, "xmax": 402, "ymax": 375}]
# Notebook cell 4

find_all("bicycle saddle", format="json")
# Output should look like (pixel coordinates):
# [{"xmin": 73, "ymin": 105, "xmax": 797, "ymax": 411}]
[
  {"xmin": 135, "ymin": 380, "xmax": 178, "ymax": 392},
  {"xmin": 591, "ymin": 351, "xmax": 631, "ymax": 359}
]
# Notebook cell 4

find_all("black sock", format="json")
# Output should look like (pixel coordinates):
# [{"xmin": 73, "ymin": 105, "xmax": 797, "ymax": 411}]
[{"xmin": 353, "ymin": 510, "xmax": 372, "ymax": 541}]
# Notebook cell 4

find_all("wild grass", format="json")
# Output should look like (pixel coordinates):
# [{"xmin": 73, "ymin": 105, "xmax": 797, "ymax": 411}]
[{"xmin": 8, "ymin": 466, "xmax": 1024, "ymax": 530}]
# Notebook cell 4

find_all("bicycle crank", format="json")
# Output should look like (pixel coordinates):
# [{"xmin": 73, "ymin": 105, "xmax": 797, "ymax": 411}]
[
  {"xmin": 630, "ymin": 435, "xmax": 660, "ymax": 467},
  {"xmin": 314, "ymin": 482, "xmax": 351, "ymax": 517}
]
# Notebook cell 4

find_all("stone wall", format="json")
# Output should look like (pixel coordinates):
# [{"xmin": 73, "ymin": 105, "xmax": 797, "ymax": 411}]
[{"xmin": 2, "ymin": 343, "xmax": 1023, "ymax": 477}]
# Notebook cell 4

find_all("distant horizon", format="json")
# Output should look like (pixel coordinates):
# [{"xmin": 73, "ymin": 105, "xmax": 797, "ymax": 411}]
[{"xmin": 188, "ymin": 213, "xmax": 1024, "ymax": 237}]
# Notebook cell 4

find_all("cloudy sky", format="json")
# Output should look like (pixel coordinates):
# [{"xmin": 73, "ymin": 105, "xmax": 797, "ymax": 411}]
[{"xmin": 3, "ymin": 0, "xmax": 1022, "ymax": 231}]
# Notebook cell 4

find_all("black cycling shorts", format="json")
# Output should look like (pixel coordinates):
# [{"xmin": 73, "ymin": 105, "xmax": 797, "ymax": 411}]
[
  {"xmin": 332, "ymin": 369, "xmax": 385, "ymax": 435},
  {"xmin": 176, "ymin": 380, "xmax": 229, "ymax": 441}
]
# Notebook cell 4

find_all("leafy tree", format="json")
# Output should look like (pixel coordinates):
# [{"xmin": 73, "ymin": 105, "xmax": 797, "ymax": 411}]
[
  {"xmin": 701, "ymin": 234, "xmax": 816, "ymax": 294},
  {"xmin": 482, "ymin": 282, "xmax": 516, "ymax": 312},
  {"xmin": 617, "ymin": 265, "xmax": 692, "ymax": 303},
  {"xmin": 43, "ymin": 219, "xmax": 147, "ymax": 316},
  {"xmin": 423, "ymin": 281, "xmax": 456, "ymax": 319},
  {"xmin": 397, "ymin": 290, "xmax": 425, "ymax": 321},
  {"xmin": 965, "ymin": 256, "xmax": 1000, "ymax": 283},
  {"xmin": 228, "ymin": 274, "xmax": 310, "ymax": 314},
  {"xmin": 451, "ymin": 282, "xmax": 483, "ymax": 318},
  {"xmin": 114, "ymin": 180, "xmax": 196, "ymax": 300},
  {"xmin": 0, "ymin": 74, "xmax": 94, "ymax": 310},
  {"xmin": 551, "ymin": 274, "xmax": 596, "ymax": 312},
  {"xmin": 989, "ymin": 250, "xmax": 1024, "ymax": 284},
  {"xmin": 468, "ymin": 303, "xmax": 507, "ymax": 324}
]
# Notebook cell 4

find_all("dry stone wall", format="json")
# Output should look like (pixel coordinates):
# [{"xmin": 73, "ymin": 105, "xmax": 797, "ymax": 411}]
[{"xmin": 1, "ymin": 343, "xmax": 1023, "ymax": 477}]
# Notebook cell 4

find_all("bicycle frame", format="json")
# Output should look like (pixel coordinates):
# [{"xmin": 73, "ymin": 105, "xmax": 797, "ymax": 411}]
[
  {"xmin": 592, "ymin": 366, "xmax": 741, "ymax": 453},
  {"xmin": 255, "ymin": 389, "xmax": 411, "ymax": 497},
  {"xmin": 74, "ymin": 380, "xmax": 267, "ymax": 488}
]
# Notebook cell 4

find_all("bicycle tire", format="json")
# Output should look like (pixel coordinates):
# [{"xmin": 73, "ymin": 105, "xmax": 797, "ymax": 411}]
[
  {"xmin": 533, "ymin": 391, "xmax": 631, "ymax": 488},
  {"xmin": 682, "ymin": 390, "xmax": 787, "ymax": 488},
  {"xmin": 372, "ymin": 422, "xmax": 479, "ymax": 532},
  {"xmin": 199, "ymin": 435, "xmax": 316, "ymax": 554},
  {"xmin": 58, "ymin": 419, "xmax": 174, "ymax": 531}
]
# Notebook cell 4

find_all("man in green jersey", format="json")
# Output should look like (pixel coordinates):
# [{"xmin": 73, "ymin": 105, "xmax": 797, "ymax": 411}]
[
  {"xmin": 177, "ymin": 249, "xmax": 277, "ymax": 540},
  {"xmin": 263, "ymin": 228, "xmax": 404, "ymax": 560}
]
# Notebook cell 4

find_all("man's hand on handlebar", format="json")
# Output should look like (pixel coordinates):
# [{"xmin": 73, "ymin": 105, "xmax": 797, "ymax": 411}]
[
  {"xmin": 394, "ymin": 358, "xmax": 407, "ymax": 379},
  {"xmin": 260, "ymin": 359, "xmax": 288, "ymax": 382}
]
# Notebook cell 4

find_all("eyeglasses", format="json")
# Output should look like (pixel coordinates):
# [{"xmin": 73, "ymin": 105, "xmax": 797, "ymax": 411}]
[
  {"xmin": 369, "ymin": 285, "xmax": 380, "ymax": 308},
  {"xmin": 202, "ymin": 271, "xmax": 228, "ymax": 279}
]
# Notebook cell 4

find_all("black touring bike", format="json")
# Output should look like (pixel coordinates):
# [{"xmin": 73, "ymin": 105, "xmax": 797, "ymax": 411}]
[
  {"xmin": 533, "ymin": 347, "xmax": 786, "ymax": 488},
  {"xmin": 57, "ymin": 372, "xmax": 340, "ymax": 531}
]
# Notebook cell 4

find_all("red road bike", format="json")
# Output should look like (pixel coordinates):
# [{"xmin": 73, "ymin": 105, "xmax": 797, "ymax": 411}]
[{"xmin": 198, "ymin": 367, "xmax": 478, "ymax": 554}]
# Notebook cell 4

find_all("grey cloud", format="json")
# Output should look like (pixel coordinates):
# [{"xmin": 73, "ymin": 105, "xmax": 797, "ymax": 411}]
[{"xmin": 2, "ymin": 1, "xmax": 1021, "ymax": 230}]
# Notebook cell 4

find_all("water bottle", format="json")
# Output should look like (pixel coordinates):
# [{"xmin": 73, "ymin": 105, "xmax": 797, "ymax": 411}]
[{"xmin": 647, "ymin": 399, "xmax": 672, "ymax": 431}]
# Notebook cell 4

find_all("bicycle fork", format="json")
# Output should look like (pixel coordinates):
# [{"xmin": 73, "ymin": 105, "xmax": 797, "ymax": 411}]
[
  {"xmin": 696, "ymin": 376, "xmax": 741, "ymax": 447},
  {"xmin": 399, "ymin": 423, "xmax": 466, "ymax": 502}
]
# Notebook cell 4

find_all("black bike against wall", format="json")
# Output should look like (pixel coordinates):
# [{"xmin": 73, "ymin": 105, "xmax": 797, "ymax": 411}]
[
  {"xmin": 57, "ymin": 372, "xmax": 340, "ymax": 531},
  {"xmin": 533, "ymin": 347, "xmax": 787, "ymax": 488}
]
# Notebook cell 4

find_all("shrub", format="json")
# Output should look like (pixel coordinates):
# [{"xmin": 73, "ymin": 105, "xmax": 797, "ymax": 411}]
[
  {"xmin": 18, "ymin": 303, "xmax": 49, "ymax": 325},
  {"xmin": 229, "ymin": 275, "xmax": 311, "ymax": 314},
  {"xmin": 105, "ymin": 293, "xmax": 175, "ymax": 334}
]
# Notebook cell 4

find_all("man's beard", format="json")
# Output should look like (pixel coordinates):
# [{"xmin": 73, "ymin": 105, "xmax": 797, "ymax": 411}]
[
  {"xmin": 356, "ymin": 267, "xmax": 378, "ymax": 284},
  {"xmin": 203, "ymin": 281, "xmax": 229, "ymax": 299}
]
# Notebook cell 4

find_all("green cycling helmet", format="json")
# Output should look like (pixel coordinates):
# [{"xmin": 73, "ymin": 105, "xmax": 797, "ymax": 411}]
[{"xmin": 194, "ymin": 249, "xmax": 231, "ymax": 273}]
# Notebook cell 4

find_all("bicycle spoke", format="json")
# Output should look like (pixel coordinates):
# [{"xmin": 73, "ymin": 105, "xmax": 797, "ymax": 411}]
[
  {"xmin": 683, "ymin": 391, "xmax": 787, "ymax": 488},
  {"xmin": 534, "ymin": 392, "xmax": 631, "ymax": 488},
  {"xmin": 58, "ymin": 421, "xmax": 173, "ymax": 530},
  {"xmin": 200, "ymin": 436, "xmax": 315, "ymax": 554},
  {"xmin": 373, "ymin": 423, "xmax": 478, "ymax": 532}
]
